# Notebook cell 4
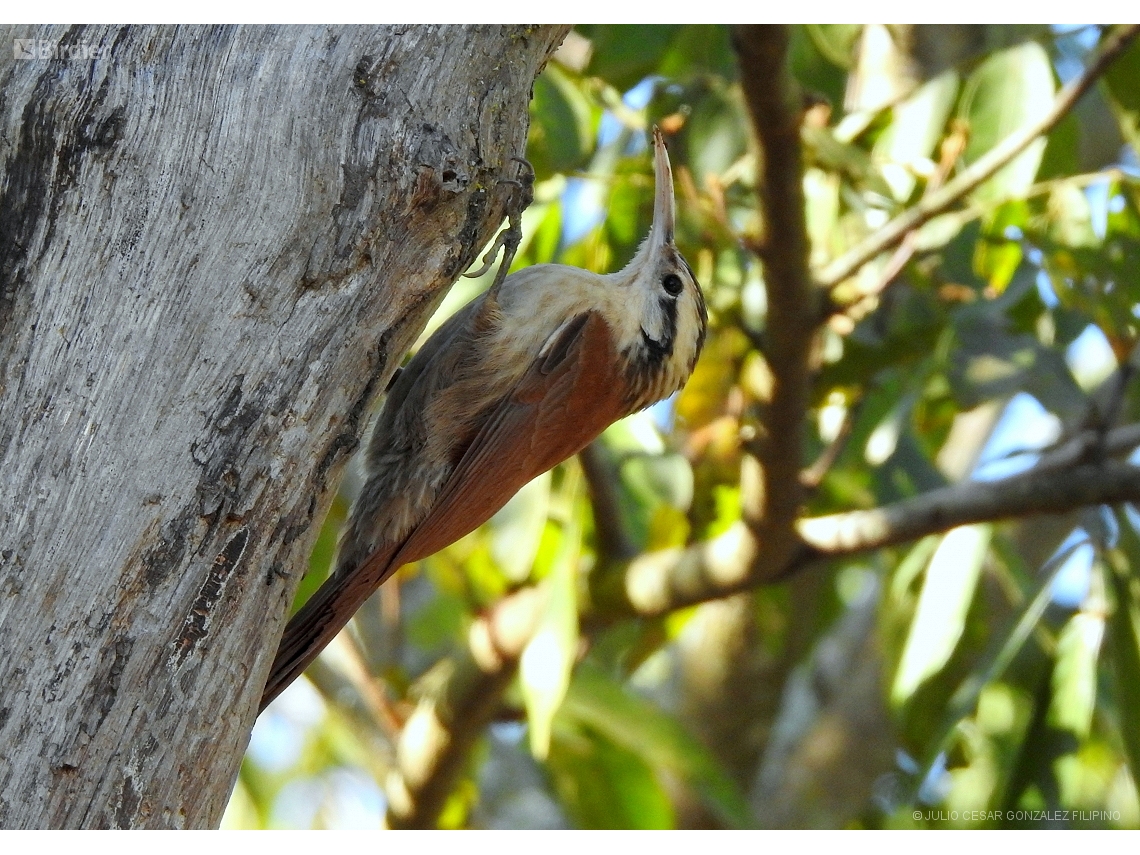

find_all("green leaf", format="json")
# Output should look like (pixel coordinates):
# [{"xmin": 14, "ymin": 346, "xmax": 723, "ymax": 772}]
[
  {"xmin": 913, "ymin": 210, "xmax": 973, "ymax": 253},
  {"xmin": 958, "ymin": 41, "xmax": 1056, "ymax": 204},
  {"xmin": 520, "ymin": 514, "xmax": 580, "ymax": 758},
  {"xmin": 937, "ymin": 681, "xmax": 1035, "ymax": 821},
  {"xmin": 959, "ymin": 538, "xmax": 1086, "ymax": 709},
  {"xmin": 874, "ymin": 70, "xmax": 959, "ymax": 201},
  {"xmin": 530, "ymin": 64, "xmax": 597, "ymax": 177},
  {"xmin": 974, "ymin": 200, "xmax": 1028, "ymax": 292},
  {"xmin": 547, "ymin": 719, "xmax": 674, "ymax": 828},
  {"xmin": 556, "ymin": 664, "xmax": 752, "ymax": 828},
  {"xmin": 1033, "ymin": 178, "xmax": 1140, "ymax": 346},
  {"xmin": 803, "ymin": 125, "xmax": 895, "ymax": 201},
  {"xmin": 1105, "ymin": 522, "xmax": 1140, "ymax": 791},
  {"xmin": 908, "ymin": 538, "xmax": 1088, "ymax": 796},
  {"xmin": 1048, "ymin": 601, "xmax": 1105, "ymax": 740},
  {"xmin": 805, "ymin": 24, "xmax": 862, "ymax": 69},
  {"xmin": 950, "ymin": 309, "xmax": 1087, "ymax": 419},
  {"xmin": 618, "ymin": 453, "xmax": 694, "ymax": 545},
  {"xmin": 888, "ymin": 535, "xmax": 941, "ymax": 609},
  {"xmin": 1037, "ymin": 109, "xmax": 1080, "ymax": 181},
  {"xmin": 490, "ymin": 471, "xmax": 551, "ymax": 584},
  {"xmin": 864, "ymin": 392, "xmax": 912, "ymax": 466},
  {"xmin": 580, "ymin": 24, "xmax": 681, "ymax": 91},
  {"xmin": 1102, "ymin": 29, "xmax": 1140, "ymax": 158},
  {"xmin": 685, "ymin": 84, "xmax": 751, "ymax": 184},
  {"xmin": 605, "ymin": 161, "xmax": 648, "ymax": 249},
  {"xmin": 804, "ymin": 167, "xmax": 841, "ymax": 266},
  {"xmin": 789, "ymin": 24, "xmax": 849, "ymax": 109},
  {"xmin": 892, "ymin": 525, "xmax": 992, "ymax": 705},
  {"xmin": 1044, "ymin": 183, "xmax": 1098, "ymax": 249},
  {"xmin": 658, "ymin": 25, "xmax": 737, "ymax": 81}
]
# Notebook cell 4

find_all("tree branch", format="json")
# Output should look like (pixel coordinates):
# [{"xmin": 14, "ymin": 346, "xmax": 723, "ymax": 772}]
[
  {"xmin": 366, "ymin": 26, "xmax": 1140, "ymax": 826},
  {"xmin": 817, "ymin": 24, "xmax": 1140, "ymax": 291},
  {"xmin": 385, "ymin": 432, "xmax": 1140, "ymax": 822},
  {"xmin": 383, "ymin": 587, "xmax": 542, "ymax": 829},
  {"xmin": 798, "ymin": 459, "xmax": 1140, "ymax": 556},
  {"xmin": 579, "ymin": 442, "xmax": 639, "ymax": 561},
  {"xmin": 600, "ymin": 428, "xmax": 1140, "ymax": 618},
  {"xmin": 732, "ymin": 25, "xmax": 819, "ymax": 572}
]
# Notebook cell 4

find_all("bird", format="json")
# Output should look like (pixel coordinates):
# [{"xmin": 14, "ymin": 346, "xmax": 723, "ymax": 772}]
[{"xmin": 260, "ymin": 128, "xmax": 707, "ymax": 711}]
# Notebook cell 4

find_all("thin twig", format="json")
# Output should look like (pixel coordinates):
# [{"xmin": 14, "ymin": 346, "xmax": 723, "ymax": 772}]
[
  {"xmin": 340, "ymin": 631, "xmax": 405, "ymax": 742},
  {"xmin": 800, "ymin": 397, "xmax": 863, "ymax": 492},
  {"xmin": 579, "ymin": 442, "xmax": 639, "ymax": 561},
  {"xmin": 817, "ymin": 25, "xmax": 1140, "ymax": 290},
  {"xmin": 832, "ymin": 120, "xmax": 967, "ymax": 319},
  {"xmin": 826, "ymin": 167, "xmax": 1136, "ymax": 324}
]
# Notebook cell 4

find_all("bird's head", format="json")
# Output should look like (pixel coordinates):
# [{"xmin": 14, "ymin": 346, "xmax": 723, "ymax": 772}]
[{"xmin": 607, "ymin": 127, "xmax": 707, "ymax": 410}]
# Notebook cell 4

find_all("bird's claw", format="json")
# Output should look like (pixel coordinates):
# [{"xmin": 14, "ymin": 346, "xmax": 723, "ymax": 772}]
[{"xmin": 464, "ymin": 157, "xmax": 535, "ymax": 295}]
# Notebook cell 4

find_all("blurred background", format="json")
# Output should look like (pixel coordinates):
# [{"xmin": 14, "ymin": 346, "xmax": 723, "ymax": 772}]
[{"xmin": 225, "ymin": 24, "xmax": 1140, "ymax": 829}]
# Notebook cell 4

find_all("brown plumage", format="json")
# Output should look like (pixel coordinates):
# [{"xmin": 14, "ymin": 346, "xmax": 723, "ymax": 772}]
[{"xmin": 261, "ymin": 129, "xmax": 706, "ymax": 711}]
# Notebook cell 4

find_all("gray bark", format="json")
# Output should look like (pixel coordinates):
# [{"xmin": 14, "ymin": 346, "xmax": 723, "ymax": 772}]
[{"xmin": 0, "ymin": 23, "xmax": 568, "ymax": 829}]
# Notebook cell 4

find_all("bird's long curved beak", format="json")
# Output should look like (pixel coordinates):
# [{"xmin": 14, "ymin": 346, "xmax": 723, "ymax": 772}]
[{"xmin": 651, "ymin": 127, "xmax": 676, "ymax": 247}]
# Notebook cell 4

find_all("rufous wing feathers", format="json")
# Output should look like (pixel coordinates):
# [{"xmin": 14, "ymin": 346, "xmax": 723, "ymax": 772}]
[
  {"xmin": 261, "ymin": 311, "xmax": 627, "ymax": 711},
  {"xmin": 391, "ymin": 311, "xmax": 627, "ymax": 568}
]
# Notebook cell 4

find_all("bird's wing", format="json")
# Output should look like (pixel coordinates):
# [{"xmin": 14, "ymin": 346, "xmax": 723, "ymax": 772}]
[
  {"xmin": 261, "ymin": 310, "xmax": 626, "ymax": 712},
  {"xmin": 389, "ymin": 310, "xmax": 628, "ymax": 569}
]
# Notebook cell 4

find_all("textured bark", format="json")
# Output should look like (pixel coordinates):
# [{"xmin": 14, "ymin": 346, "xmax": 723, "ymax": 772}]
[{"xmin": 0, "ymin": 23, "xmax": 568, "ymax": 829}]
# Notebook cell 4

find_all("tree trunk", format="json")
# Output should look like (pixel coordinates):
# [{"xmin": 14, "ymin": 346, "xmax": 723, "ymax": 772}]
[{"xmin": 0, "ymin": 23, "xmax": 568, "ymax": 829}]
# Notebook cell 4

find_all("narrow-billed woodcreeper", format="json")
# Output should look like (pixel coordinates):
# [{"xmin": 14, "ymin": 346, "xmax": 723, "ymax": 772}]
[{"xmin": 261, "ymin": 128, "xmax": 706, "ymax": 710}]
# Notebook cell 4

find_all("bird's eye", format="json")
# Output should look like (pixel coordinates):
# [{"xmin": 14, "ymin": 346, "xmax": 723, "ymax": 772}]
[{"xmin": 662, "ymin": 273, "xmax": 683, "ymax": 296}]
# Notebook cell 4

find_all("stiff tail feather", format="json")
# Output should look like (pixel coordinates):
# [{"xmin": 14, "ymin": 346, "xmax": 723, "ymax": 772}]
[{"xmin": 260, "ymin": 543, "xmax": 400, "ymax": 711}]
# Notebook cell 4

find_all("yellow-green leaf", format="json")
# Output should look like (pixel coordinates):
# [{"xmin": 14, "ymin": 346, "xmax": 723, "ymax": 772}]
[
  {"xmin": 974, "ymin": 200, "xmax": 1027, "ymax": 292},
  {"xmin": 490, "ymin": 471, "xmax": 551, "ymax": 584},
  {"xmin": 874, "ymin": 70, "xmax": 959, "ymax": 201},
  {"xmin": 959, "ymin": 42, "xmax": 1055, "ymax": 204},
  {"xmin": 892, "ymin": 524, "xmax": 992, "ymax": 705},
  {"xmin": 1105, "ymin": 530, "xmax": 1140, "ymax": 791},
  {"xmin": 557, "ymin": 664, "xmax": 752, "ymax": 828},
  {"xmin": 1103, "ymin": 28, "xmax": 1140, "ymax": 158},
  {"xmin": 1049, "ymin": 604, "xmax": 1105, "ymax": 740},
  {"xmin": 520, "ymin": 516, "xmax": 580, "ymax": 758}
]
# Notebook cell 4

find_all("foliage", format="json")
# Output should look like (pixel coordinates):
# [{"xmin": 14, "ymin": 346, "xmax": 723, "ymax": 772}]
[{"xmin": 225, "ymin": 25, "xmax": 1140, "ymax": 829}]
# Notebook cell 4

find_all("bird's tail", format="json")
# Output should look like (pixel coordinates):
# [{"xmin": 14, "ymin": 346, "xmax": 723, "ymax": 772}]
[{"xmin": 260, "ymin": 543, "xmax": 400, "ymax": 712}]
